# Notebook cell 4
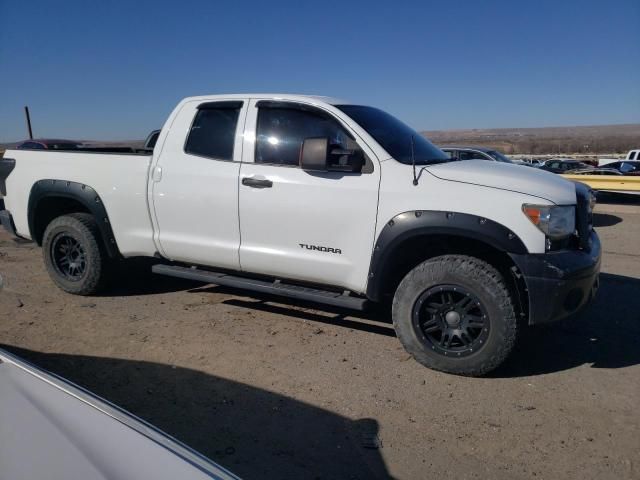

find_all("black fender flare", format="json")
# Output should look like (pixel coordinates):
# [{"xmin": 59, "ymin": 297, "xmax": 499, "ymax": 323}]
[
  {"xmin": 27, "ymin": 179, "xmax": 120, "ymax": 258},
  {"xmin": 366, "ymin": 210, "xmax": 528, "ymax": 300}
]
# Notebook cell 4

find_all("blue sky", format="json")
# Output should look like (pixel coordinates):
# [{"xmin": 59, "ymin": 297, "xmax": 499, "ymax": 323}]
[{"xmin": 1, "ymin": 0, "xmax": 638, "ymax": 141}]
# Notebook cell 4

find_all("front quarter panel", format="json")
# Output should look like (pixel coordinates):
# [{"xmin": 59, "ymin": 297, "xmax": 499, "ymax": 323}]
[{"xmin": 375, "ymin": 160, "xmax": 553, "ymax": 255}]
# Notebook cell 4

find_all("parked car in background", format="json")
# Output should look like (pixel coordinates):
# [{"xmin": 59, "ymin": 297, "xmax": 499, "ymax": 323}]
[
  {"xmin": 0, "ymin": 348, "xmax": 239, "ymax": 480},
  {"xmin": 16, "ymin": 139, "xmax": 82, "ymax": 150},
  {"xmin": 561, "ymin": 165, "xmax": 640, "ymax": 195},
  {"xmin": 17, "ymin": 137, "xmax": 157, "ymax": 155},
  {"xmin": 515, "ymin": 158, "xmax": 544, "ymax": 168},
  {"xmin": 440, "ymin": 146, "xmax": 514, "ymax": 164},
  {"xmin": 539, "ymin": 159, "xmax": 591, "ymax": 174},
  {"xmin": 602, "ymin": 160, "xmax": 640, "ymax": 175},
  {"xmin": 565, "ymin": 168, "xmax": 624, "ymax": 176}
]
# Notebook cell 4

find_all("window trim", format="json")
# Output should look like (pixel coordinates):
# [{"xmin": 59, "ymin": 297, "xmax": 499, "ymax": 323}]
[
  {"xmin": 253, "ymin": 101, "xmax": 363, "ymax": 170},
  {"xmin": 182, "ymin": 101, "xmax": 244, "ymax": 162}
]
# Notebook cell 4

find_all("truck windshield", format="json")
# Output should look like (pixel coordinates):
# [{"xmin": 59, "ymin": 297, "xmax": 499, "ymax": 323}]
[{"xmin": 336, "ymin": 105, "xmax": 450, "ymax": 165}]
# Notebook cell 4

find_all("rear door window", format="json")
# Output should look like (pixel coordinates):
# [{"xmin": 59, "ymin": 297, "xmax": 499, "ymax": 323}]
[{"xmin": 185, "ymin": 102, "xmax": 243, "ymax": 160}]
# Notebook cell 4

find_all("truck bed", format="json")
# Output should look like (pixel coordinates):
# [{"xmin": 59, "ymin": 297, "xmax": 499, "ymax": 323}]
[{"xmin": 2, "ymin": 149, "xmax": 157, "ymax": 257}]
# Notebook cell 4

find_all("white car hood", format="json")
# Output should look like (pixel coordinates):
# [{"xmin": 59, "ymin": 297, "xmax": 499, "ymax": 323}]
[
  {"xmin": 0, "ymin": 350, "xmax": 239, "ymax": 480},
  {"xmin": 426, "ymin": 160, "xmax": 577, "ymax": 204}
]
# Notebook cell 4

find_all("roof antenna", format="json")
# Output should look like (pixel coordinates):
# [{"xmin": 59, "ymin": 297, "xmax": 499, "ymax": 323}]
[{"xmin": 411, "ymin": 135, "xmax": 418, "ymax": 186}]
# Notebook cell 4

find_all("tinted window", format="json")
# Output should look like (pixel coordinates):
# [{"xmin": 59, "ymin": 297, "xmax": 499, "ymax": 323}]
[
  {"xmin": 459, "ymin": 150, "xmax": 489, "ymax": 161},
  {"xmin": 19, "ymin": 142, "xmax": 45, "ymax": 150},
  {"xmin": 336, "ymin": 105, "xmax": 449, "ymax": 165},
  {"xmin": 256, "ymin": 107, "xmax": 355, "ymax": 166},
  {"xmin": 486, "ymin": 150, "xmax": 513, "ymax": 163},
  {"xmin": 619, "ymin": 162, "xmax": 638, "ymax": 173},
  {"xmin": 185, "ymin": 104, "xmax": 242, "ymax": 160},
  {"xmin": 50, "ymin": 143, "xmax": 79, "ymax": 150}
]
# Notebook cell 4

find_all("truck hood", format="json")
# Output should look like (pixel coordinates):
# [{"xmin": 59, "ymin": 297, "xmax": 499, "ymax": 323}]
[{"xmin": 426, "ymin": 160, "xmax": 576, "ymax": 204}]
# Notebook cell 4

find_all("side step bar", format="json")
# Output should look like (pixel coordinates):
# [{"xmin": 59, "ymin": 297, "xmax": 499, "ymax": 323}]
[{"xmin": 152, "ymin": 264, "xmax": 368, "ymax": 311}]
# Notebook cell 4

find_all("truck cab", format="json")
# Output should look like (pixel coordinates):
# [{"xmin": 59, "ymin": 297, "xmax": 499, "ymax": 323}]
[{"xmin": 626, "ymin": 149, "xmax": 640, "ymax": 161}]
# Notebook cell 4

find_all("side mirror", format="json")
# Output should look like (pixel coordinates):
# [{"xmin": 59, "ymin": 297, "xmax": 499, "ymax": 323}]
[
  {"xmin": 300, "ymin": 137, "xmax": 365, "ymax": 173},
  {"xmin": 299, "ymin": 137, "xmax": 329, "ymax": 172}
]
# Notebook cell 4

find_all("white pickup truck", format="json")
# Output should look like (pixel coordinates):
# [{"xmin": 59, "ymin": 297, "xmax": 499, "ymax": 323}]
[
  {"xmin": 599, "ymin": 149, "xmax": 640, "ymax": 166},
  {"xmin": 0, "ymin": 94, "xmax": 601, "ymax": 375}
]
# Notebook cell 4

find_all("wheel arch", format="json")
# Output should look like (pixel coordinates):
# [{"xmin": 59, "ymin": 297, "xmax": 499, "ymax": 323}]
[
  {"xmin": 28, "ymin": 179, "xmax": 121, "ymax": 258},
  {"xmin": 366, "ymin": 211, "xmax": 530, "ymax": 319}
]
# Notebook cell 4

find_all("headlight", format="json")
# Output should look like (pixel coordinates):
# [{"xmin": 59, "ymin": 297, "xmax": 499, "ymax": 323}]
[{"xmin": 522, "ymin": 204, "xmax": 575, "ymax": 239}]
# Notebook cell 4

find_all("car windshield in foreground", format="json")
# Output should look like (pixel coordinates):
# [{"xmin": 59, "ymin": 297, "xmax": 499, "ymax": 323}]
[
  {"xmin": 487, "ymin": 150, "xmax": 513, "ymax": 163},
  {"xmin": 336, "ymin": 105, "xmax": 451, "ymax": 165}
]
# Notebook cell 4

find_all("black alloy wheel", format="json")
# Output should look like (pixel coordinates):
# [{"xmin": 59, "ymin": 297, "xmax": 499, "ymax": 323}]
[
  {"xmin": 51, "ymin": 233, "xmax": 87, "ymax": 281},
  {"xmin": 412, "ymin": 285, "xmax": 490, "ymax": 358}
]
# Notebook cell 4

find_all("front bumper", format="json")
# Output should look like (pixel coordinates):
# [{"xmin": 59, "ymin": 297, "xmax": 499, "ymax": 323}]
[{"xmin": 510, "ymin": 230, "xmax": 601, "ymax": 325}]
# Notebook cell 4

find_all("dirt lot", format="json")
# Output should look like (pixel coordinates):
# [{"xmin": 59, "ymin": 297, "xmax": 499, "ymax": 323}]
[{"xmin": 0, "ymin": 195, "xmax": 639, "ymax": 480}]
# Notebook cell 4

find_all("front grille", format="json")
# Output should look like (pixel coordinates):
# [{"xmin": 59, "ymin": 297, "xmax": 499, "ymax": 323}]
[
  {"xmin": 547, "ymin": 184, "xmax": 592, "ymax": 252},
  {"xmin": 575, "ymin": 183, "xmax": 593, "ymax": 250}
]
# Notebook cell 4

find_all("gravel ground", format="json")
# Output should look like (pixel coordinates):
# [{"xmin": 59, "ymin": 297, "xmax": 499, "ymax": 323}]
[{"xmin": 0, "ymin": 196, "xmax": 638, "ymax": 480}]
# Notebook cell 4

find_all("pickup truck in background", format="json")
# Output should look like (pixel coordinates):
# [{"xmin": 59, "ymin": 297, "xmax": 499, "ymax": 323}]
[
  {"xmin": 599, "ymin": 149, "xmax": 640, "ymax": 167},
  {"xmin": 0, "ymin": 94, "xmax": 601, "ymax": 376}
]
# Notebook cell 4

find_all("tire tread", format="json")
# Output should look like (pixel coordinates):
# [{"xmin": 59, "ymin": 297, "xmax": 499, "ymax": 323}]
[
  {"xmin": 392, "ymin": 254, "xmax": 517, "ymax": 376},
  {"xmin": 42, "ymin": 213, "xmax": 108, "ymax": 295}
]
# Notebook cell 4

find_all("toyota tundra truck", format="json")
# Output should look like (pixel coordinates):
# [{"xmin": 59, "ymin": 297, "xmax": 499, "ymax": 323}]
[{"xmin": 0, "ymin": 94, "xmax": 601, "ymax": 375}]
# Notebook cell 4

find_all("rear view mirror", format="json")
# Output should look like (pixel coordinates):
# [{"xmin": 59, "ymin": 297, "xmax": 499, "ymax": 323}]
[{"xmin": 300, "ymin": 137, "xmax": 365, "ymax": 173}]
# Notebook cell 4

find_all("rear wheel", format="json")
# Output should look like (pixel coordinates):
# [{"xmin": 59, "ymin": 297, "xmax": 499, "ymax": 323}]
[
  {"xmin": 42, "ymin": 213, "xmax": 109, "ymax": 295},
  {"xmin": 392, "ymin": 254, "xmax": 517, "ymax": 376}
]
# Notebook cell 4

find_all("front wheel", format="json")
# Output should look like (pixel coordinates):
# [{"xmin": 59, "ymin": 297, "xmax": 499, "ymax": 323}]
[
  {"xmin": 42, "ymin": 213, "xmax": 109, "ymax": 295},
  {"xmin": 392, "ymin": 255, "xmax": 518, "ymax": 376}
]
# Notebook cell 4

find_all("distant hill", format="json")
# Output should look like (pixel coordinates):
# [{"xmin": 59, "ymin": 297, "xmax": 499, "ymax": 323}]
[
  {"xmin": 423, "ymin": 123, "xmax": 640, "ymax": 155},
  {"xmin": 3, "ymin": 124, "xmax": 638, "ymax": 157}
]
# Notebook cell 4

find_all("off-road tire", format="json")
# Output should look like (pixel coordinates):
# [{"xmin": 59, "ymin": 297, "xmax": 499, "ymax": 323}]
[
  {"xmin": 42, "ymin": 213, "xmax": 108, "ymax": 295},
  {"xmin": 392, "ymin": 254, "xmax": 517, "ymax": 376}
]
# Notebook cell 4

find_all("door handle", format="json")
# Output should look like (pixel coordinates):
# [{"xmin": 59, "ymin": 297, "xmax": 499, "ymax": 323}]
[{"xmin": 242, "ymin": 177, "xmax": 273, "ymax": 188}]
